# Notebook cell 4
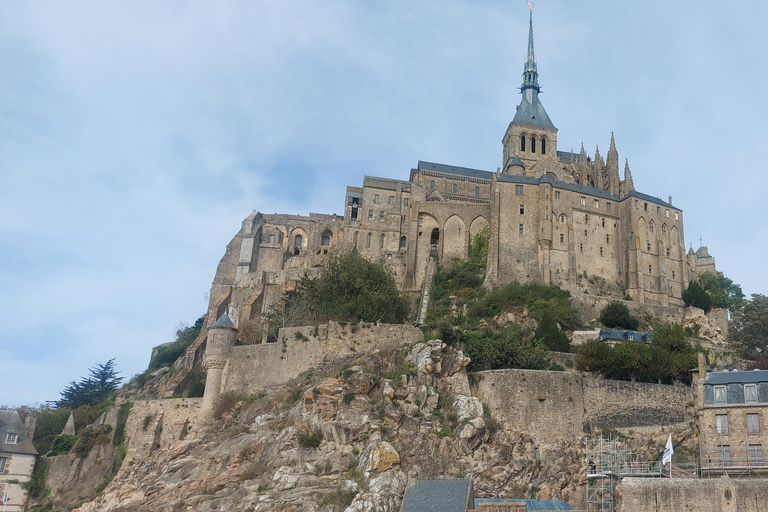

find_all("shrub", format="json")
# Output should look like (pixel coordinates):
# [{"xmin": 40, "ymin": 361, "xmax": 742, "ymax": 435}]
[
  {"xmin": 22, "ymin": 458, "xmax": 49, "ymax": 499},
  {"xmin": 288, "ymin": 387, "xmax": 303, "ymax": 404},
  {"xmin": 682, "ymin": 280, "xmax": 712, "ymax": 311},
  {"xmin": 342, "ymin": 392, "xmax": 355, "ymax": 405},
  {"xmin": 148, "ymin": 316, "xmax": 204, "ymax": 370},
  {"xmin": 213, "ymin": 391, "xmax": 240, "ymax": 419},
  {"xmin": 463, "ymin": 325, "xmax": 551, "ymax": 372},
  {"xmin": 534, "ymin": 310, "xmax": 570, "ymax": 352},
  {"xmin": 48, "ymin": 434, "xmax": 79, "ymax": 456},
  {"xmin": 298, "ymin": 427, "xmax": 323, "ymax": 448},
  {"xmin": 599, "ymin": 301, "xmax": 639, "ymax": 330}
]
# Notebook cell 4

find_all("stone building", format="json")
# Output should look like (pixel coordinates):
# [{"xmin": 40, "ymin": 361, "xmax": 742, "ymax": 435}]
[
  {"xmin": 205, "ymin": 9, "xmax": 710, "ymax": 330},
  {"xmin": 698, "ymin": 369, "xmax": 768, "ymax": 475},
  {"xmin": 0, "ymin": 410, "xmax": 37, "ymax": 512}
]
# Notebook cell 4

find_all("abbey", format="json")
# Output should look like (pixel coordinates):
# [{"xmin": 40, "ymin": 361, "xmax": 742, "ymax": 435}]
[{"xmin": 206, "ymin": 10, "xmax": 711, "ymax": 327}]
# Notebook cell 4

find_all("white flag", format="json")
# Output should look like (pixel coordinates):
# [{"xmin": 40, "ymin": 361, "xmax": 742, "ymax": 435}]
[{"xmin": 662, "ymin": 434, "xmax": 673, "ymax": 465}]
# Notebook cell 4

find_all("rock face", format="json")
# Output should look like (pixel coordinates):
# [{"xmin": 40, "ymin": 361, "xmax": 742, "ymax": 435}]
[{"xmin": 63, "ymin": 341, "xmax": 604, "ymax": 511}]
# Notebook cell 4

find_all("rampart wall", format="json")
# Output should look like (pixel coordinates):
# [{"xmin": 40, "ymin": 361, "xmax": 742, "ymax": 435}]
[
  {"xmin": 473, "ymin": 369, "xmax": 694, "ymax": 446},
  {"xmin": 221, "ymin": 322, "xmax": 421, "ymax": 395},
  {"xmin": 617, "ymin": 476, "xmax": 768, "ymax": 512}
]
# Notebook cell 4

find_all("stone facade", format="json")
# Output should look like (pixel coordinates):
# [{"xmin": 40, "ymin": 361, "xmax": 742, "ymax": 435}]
[{"xmin": 201, "ymin": 11, "xmax": 716, "ymax": 333}]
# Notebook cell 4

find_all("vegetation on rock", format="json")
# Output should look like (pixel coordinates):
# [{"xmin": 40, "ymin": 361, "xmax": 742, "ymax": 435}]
[
  {"xmin": 598, "ymin": 301, "xmax": 639, "ymax": 330},
  {"xmin": 148, "ymin": 316, "xmax": 204, "ymax": 370},
  {"xmin": 682, "ymin": 272, "xmax": 744, "ymax": 313}
]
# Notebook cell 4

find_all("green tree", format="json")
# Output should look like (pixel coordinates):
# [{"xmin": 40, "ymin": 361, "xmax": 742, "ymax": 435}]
[
  {"xmin": 54, "ymin": 359, "xmax": 123, "ymax": 408},
  {"xmin": 682, "ymin": 280, "xmax": 712, "ymax": 311},
  {"xmin": 468, "ymin": 226, "xmax": 490, "ymax": 268},
  {"xmin": 534, "ymin": 310, "xmax": 570, "ymax": 352},
  {"xmin": 576, "ymin": 339, "xmax": 613, "ymax": 373},
  {"xmin": 699, "ymin": 273, "xmax": 744, "ymax": 313},
  {"xmin": 730, "ymin": 294, "xmax": 768, "ymax": 359},
  {"xmin": 606, "ymin": 341, "xmax": 654, "ymax": 382},
  {"xmin": 280, "ymin": 251, "xmax": 409, "ymax": 325},
  {"xmin": 599, "ymin": 301, "xmax": 639, "ymax": 330},
  {"xmin": 463, "ymin": 325, "xmax": 551, "ymax": 371}
]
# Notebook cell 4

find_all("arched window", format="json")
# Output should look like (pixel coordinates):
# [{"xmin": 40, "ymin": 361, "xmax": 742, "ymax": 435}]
[
  {"xmin": 430, "ymin": 228, "xmax": 440, "ymax": 245},
  {"xmin": 475, "ymin": 187, "xmax": 480, "ymax": 197},
  {"xmin": 269, "ymin": 235, "xmax": 275, "ymax": 244},
  {"xmin": 294, "ymin": 235, "xmax": 302, "ymax": 247},
  {"xmin": 559, "ymin": 214, "xmax": 566, "ymax": 223},
  {"xmin": 400, "ymin": 236, "xmax": 407, "ymax": 249},
  {"xmin": 662, "ymin": 224, "xmax": 667, "ymax": 236},
  {"xmin": 520, "ymin": 135, "xmax": 526, "ymax": 151},
  {"xmin": 430, "ymin": 180, "xmax": 435, "ymax": 191},
  {"xmin": 452, "ymin": 183, "xmax": 458, "ymax": 194},
  {"xmin": 649, "ymin": 221, "xmax": 655, "ymax": 233},
  {"xmin": 366, "ymin": 232, "xmax": 372, "ymax": 248},
  {"xmin": 531, "ymin": 136, "xmax": 536, "ymax": 153},
  {"xmin": 379, "ymin": 234, "xmax": 385, "ymax": 249},
  {"xmin": 321, "ymin": 235, "xmax": 330, "ymax": 246},
  {"xmin": 541, "ymin": 137, "xmax": 546, "ymax": 155}
]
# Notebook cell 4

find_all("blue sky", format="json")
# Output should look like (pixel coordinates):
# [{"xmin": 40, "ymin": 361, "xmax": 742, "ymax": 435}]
[{"xmin": 2, "ymin": 1, "xmax": 767, "ymax": 406}]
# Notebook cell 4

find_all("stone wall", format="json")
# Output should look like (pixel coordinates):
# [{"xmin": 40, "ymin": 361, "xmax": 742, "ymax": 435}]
[
  {"xmin": 222, "ymin": 322, "xmax": 421, "ymax": 395},
  {"xmin": 570, "ymin": 294, "xmax": 684, "ymax": 325},
  {"xmin": 473, "ymin": 369, "xmax": 694, "ymax": 446},
  {"xmin": 617, "ymin": 476, "xmax": 768, "ymax": 512}
]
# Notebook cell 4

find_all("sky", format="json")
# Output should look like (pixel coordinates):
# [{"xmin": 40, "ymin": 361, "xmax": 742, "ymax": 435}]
[{"xmin": 1, "ymin": 1, "xmax": 767, "ymax": 406}]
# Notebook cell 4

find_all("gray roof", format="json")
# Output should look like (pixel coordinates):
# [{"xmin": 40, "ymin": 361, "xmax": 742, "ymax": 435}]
[
  {"xmin": 626, "ymin": 190, "xmax": 675, "ymax": 209},
  {"xmin": 363, "ymin": 176, "xmax": 412, "ymax": 191},
  {"xmin": 0, "ymin": 410, "xmax": 37, "ymax": 456},
  {"xmin": 400, "ymin": 479, "xmax": 472, "ymax": 512},
  {"xmin": 511, "ymin": 89, "xmax": 556, "ymax": 130},
  {"xmin": 211, "ymin": 313, "xmax": 236, "ymax": 330},
  {"xmin": 416, "ymin": 161, "xmax": 494, "ymax": 181},
  {"xmin": 705, "ymin": 370, "xmax": 768, "ymax": 385},
  {"xmin": 475, "ymin": 498, "xmax": 574, "ymax": 510}
]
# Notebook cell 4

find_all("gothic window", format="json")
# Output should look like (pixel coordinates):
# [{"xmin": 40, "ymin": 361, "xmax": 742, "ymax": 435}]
[
  {"xmin": 400, "ymin": 236, "xmax": 407, "ymax": 249},
  {"xmin": 475, "ymin": 187, "xmax": 480, "ymax": 197},
  {"xmin": 294, "ymin": 235, "xmax": 303, "ymax": 247},
  {"xmin": 531, "ymin": 137, "xmax": 536, "ymax": 153},
  {"xmin": 367, "ymin": 232, "xmax": 372, "ymax": 248},
  {"xmin": 649, "ymin": 221, "xmax": 655, "ymax": 233},
  {"xmin": 519, "ymin": 205, "xmax": 525, "ymax": 215},
  {"xmin": 430, "ymin": 228, "xmax": 440, "ymax": 245},
  {"xmin": 321, "ymin": 236, "xmax": 330, "ymax": 246},
  {"xmin": 452, "ymin": 183, "xmax": 458, "ymax": 194},
  {"xmin": 520, "ymin": 135, "xmax": 526, "ymax": 151},
  {"xmin": 380, "ymin": 234, "xmax": 385, "ymax": 249},
  {"xmin": 541, "ymin": 137, "xmax": 546, "ymax": 154},
  {"xmin": 559, "ymin": 214, "xmax": 566, "ymax": 223},
  {"xmin": 430, "ymin": 180, "xmax": 435, "ymax": 191}
]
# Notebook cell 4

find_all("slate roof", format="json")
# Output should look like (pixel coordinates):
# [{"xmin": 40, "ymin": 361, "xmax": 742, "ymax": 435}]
[
  {"xmin": 512, "ymin": 90, "xmax": 556, "ymax": 130},
  {"xmin": 211, "ymin": 313, "xmax": 236, "ymax": 330},
  {"xmin": 705, "ymin": 370, "xmax": 768, "ymax": 385},
  {"xmin": 0, "ymin": 410, "xmax": 37, "ymax": 456},
  {"xmin": 599, "ymin": 329, "xmax": 652, "ymax": 343},
  {"xmin": 416, "ymin": 161, "xmax": 494, "ymax": 181},
  {"xmin": 474, "ymin": 498, "xmax": 574, "ymax": 510},
  {"xmin": 400, "ymin": 479, "xmax": 472, "ymax": 512}
]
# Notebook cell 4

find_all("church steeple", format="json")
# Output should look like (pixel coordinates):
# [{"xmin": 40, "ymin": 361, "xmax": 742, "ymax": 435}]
[{"xmin": 522, "ymin": 5, "xmax": 540, "ymax": 93}]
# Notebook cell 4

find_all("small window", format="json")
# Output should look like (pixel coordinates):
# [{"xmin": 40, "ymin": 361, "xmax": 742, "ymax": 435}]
[
  {"xmin": 368, "ymin": 210, "xmax": 373, "ymax": 220},
  {"xmin": 748, "ymin": 414, "xmax": 760, "ymax": 434},
  {"xmin": 475, "ymin": 187, "xmax": 480, "ymax": 197},
  {"xmin": 647, "ymin": 242, "xmax": 651, "ymax": 251},
  {"xmin": 719, "ymin": 445, "xmax": 731, "ymax": 466},
  {"xmin": 388, "ymin": 195, "xmax": 395, "ymax": 205},
  {"xmin": 657, "ymin": 206, "xmax": 661, "ymax": 215},
  {"xmin": 662, "ymin": 225, "xmax": 667, "ymax": 236},
  {"xmin": 580, "ymin": 197, "xmax": 586, "ymax": 206},
  {"xmin": 452, "ymin": 183, "xmax": 458, "ymax": 194},
  {"xmin": 5, "ymin": 433, "xmax": 18, "ymax": 444},
  {"xmin": 520, "ymin": 135, "xmax": 526, "ymax": 152},
  {"xmin": 635, "ymin": 199, "xmax": 639, "ymax": 208},
  {"xmin": 518, "ymin": 224, "xmax": 524, "ymax": 235},
  {"xmin": 666, "ymin": 209, "xmax": 670, "ymax": 218},
  {"xmin": 749, "ymin": 445, "xmax": 763, "ymax": 466},
  {"xmin": 321, "ymin": 235, "xmax": 330, "ymax": 246},
  {"xmin": 541, "ymin": 137, "xmax": 546, "ymax": 154},
  {"xmin": 559, "ymin": 214, "xmax": 566, "ymax": 223},
  {"xmin": 594, "ymin": 199, "xmax": 599, "ymax": 208},
  {"xmin": 379, "ymin": 211, "xmax": 385, "ymax": 220},
  {"xmin": 354, "ymin": 232, "xmax": 359, "ymax": 245},
  {"xmin": 716, "ymin": 414, "xmax": 729, "ymax": 435},
  {"xmin": 430, "ymin": 228, "xmax": 440, "ymax": 245},
  {"xmin": 714, "ymin": 385, "xmax": 727, "ymax": 404},
  {"xmin": 648, "ymin": 265, "xmax": 652, "ymax": 274},
  {"xmin": 649, "ymin": 222, "xmax": 655, "ymax": 233},
  {"xmin": 746, "ymin": 384, "xmax": 758, "ymax": 403},
  {"xmin": 555, "ymin": 191, "xmax": 561, "ymax": 199},
  {"xmin": 644, "ymin": 202, "xmax": 648, "ymax": 211},
  {"xmin": 269, "ymin": 235, "xmax": 275, "ymax": 244},
  {"xmin": 585, "ymin": 214, "xmax": 589, "ymax": 223},
  {"xmin": 606, "ymin": 202, "xmax": 611, "ymax": 212},
  {"xmin": 531, "ymin": 136, "xmax": 537, "ymax": 153},
  {"xmin": 560, "ymin": 234, "xmax": 564, "ymax": 243},
  {"xmin": 403, "ymin": 198, "xmax": 409, "ymax": 207},
  {"xmin": 606, "ymin": 234, "xmax": 610, "ymax": 243},
  {"xmin": 584, "ymin": 230, "xmax": 588, "ymax": 240},
  {"xmin": 516, "ymin": 185, "xmax": 524, "ymax": 195},
  {"xmin": 675, "ymin": 212, "xmax": 679, "ymax": 220},
  {"xmin": 672, "ymin": 271, "xmax": 675, "ymax": 279},
  {"xmin": 379, "ymin": 234, "xmax": 385, "ymax": 249},
  {"xmin": 519, "ymin": 205, "xmax": 525, "ymax": 215},
  {"xmin": 294, "ymin": 235, "xmax": 303, "ymax": 248},
  {"xmin": 366, "ymin": 233, "xmax": 372, "ymax": 248},
  {"xmin": 374, "ymin": 194, "xmax": 380, "ymax": 203},
  {"xmin": 430, "ymin": 180, "xmax": 435, "ymax": 191},
  {"xmin": 601, "ymin": 218, "xmax": 605, "ymax": 228},
  {"xmin": 580, "ymin": 243, "xmax": 583, "ymax": 253},
  {"xmin": 600, "ymin": 247, "xmax": 603, "ymax": 257},
  {"xmin": 666, "ymin": 248, "xmax": 670, "ymax": 257},
  {"xmin": 0, "ymin": 456, "xmax": 5, "ymax": 473},
  {"xmin": 399, "ymin": 236, "xmax": 407, "ymax": 249}
]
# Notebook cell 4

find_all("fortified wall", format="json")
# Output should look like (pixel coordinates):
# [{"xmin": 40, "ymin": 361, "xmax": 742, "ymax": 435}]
[{"xmin": 473, "ymin": 369, "xmax": 694, "ymax": 446}]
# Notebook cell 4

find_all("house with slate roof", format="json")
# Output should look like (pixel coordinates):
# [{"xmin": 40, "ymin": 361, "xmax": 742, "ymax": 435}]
[
  {"xmin": 0, "ymin": 410, "xmax": 38, "ymax": 512},
  {"xmin": 204, "ymin": 5, "xmax": 718, "ymax": 334},
  {"xmin": 698, "ymin": 369, "xmax": 768, "ymax": 475}
]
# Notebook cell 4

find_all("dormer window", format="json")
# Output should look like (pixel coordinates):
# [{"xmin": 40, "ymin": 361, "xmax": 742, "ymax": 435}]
[
  {"xmin": 714, "ymin": 385, "xmax": 727, "ymax": 404},
  {"xmin": 5, "ymin": 433, "xmax": 18, "ymax": 444},
  {"xmin": 745, "ymin": 384, "xmax": 758, "ymax": 403}
]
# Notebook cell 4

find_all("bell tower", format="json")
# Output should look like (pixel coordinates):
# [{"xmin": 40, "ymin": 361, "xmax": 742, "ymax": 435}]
[{"xmin": 502, "ymin": 4, "xmax": 558, "ymax": 175}]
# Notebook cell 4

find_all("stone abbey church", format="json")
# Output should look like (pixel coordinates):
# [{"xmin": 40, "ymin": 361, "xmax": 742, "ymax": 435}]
[{"xmin": 207, "ymin": 11, "xmax": 715, "ymax": 328}]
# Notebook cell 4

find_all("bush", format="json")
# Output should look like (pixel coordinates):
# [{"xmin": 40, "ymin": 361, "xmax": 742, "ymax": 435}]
[
  {"xmin": 534, "ymin": 310, "xmax": 570, "ymax": 352},
  {"xmin": 463, "ymin": 325, "xmax": 551, "ymax": 372},
  {"xmin": 599, "ymin": 301, "xmax": 639, "ymax": 330},
  {"xmin": 32, "ymin": 407, "xmax": 72, "ymax": 455},
  {"xmin": 148, "ymin": 316, "xmax": 204, "ymax": 370},
  {"xmin": 342, "ymin": 392, "xmax": 355, "ymax": 405},
  {"xmin": 298, "ymin": 427, "xmax": 323, "ymax": 448},
  {"xmin": 576, "ymin": 339, "xmax": 612, "ymax": 373},
  {"xmin": 22, "ymin": 458, "xmax": 49, "ymax": 499},
  {"xmin": 48, "ymin": 434, "xmax": 79, "ymax": 456},
  {"xmin": 682, "ymin": 280, "xmax": 712, "ymax": 311}
]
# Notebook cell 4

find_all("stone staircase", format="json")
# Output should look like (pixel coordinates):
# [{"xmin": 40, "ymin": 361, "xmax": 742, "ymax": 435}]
[{"xmin": 415, "ymin": 249, "xmax": 438, "ymax": 325}]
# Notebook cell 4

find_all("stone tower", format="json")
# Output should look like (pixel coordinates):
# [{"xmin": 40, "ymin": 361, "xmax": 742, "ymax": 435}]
[
  {"xmin": 200, "ymin": 313, "xmax": 237, "ymax": 422},
  {"xmin": 502, "ymin": 5, "xmax": 558, "ymax": 175}
]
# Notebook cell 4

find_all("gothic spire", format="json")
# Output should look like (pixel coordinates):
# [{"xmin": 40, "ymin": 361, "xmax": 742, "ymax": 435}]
[{"xmin": 522, "ymin": 4, "xmax": 540, "ymax": 92}]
